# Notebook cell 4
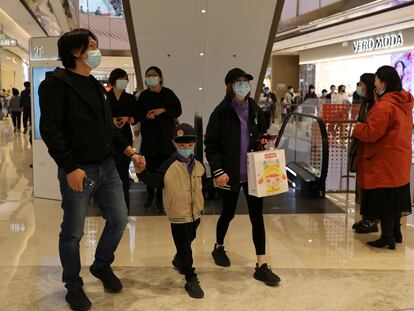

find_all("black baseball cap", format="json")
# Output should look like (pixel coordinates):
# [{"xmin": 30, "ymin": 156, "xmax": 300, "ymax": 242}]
[
  {"xmin": 173, "ymin": 123, "xmax": 197, "ymax": 143},
  {"xmin": 225, "ymin": 68, "xmax": 254, "ymax": 85}
]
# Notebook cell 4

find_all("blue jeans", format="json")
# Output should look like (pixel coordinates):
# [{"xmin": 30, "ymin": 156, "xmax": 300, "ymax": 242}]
[{"xmin": 57, "ymin": 157, "xmax": 128, "ymax": 291}]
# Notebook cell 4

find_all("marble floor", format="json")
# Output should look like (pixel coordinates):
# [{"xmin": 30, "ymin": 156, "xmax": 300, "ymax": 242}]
[{"xmin": 2, "ymin": 119, "xmax": 414, "ymax": 311}]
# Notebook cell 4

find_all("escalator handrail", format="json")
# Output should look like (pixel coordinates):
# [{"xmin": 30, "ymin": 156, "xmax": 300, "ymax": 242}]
[{"xmin": 274, "ymin": 112, "xmax": 329, "ymax": 186}]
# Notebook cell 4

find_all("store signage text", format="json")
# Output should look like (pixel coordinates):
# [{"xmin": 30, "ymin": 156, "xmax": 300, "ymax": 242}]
[
  {"xmin": 352, "ymin": 33, "xmax": 403, "ymax": 53},
  {"xmin": 0, "ymin": 38, "xmax": 17, "ymax": 47}
]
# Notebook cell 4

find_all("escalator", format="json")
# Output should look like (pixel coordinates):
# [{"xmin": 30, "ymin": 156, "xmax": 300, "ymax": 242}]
[{"xmin": 275, "ymin": 113, "xmax": 329, "ymax": 198}]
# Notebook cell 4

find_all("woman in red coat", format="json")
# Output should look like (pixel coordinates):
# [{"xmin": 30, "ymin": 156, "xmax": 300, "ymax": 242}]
[{"xmin": 352, "ymin": 65, "xmax": 413, "ymax": 249}]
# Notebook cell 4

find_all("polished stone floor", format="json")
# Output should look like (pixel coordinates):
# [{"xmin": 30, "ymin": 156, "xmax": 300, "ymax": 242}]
[{"xmin": 2, "ymin": 119, "xmax": 414, "ymax": 311}]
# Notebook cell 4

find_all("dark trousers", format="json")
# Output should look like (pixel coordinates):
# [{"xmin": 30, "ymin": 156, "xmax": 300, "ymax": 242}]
[
  {"xmin": 22, "ymin": 108, "xmax": 31, "ymax": 129},
  {"xmin": 11, "ymin": 111, "xmax": 21, "ymax": 129},
  {"xmin": 216, "ymin": 182, "xmax": 266, "ymax": 255},
  {"xmin": 57, "ymin": 158, "xmax": 128, "ymax": 291},
  {"xmin": 114, "ymin": 152, "xmax": 131, "ymax": 212},
  {"xmin": 145, "ymin": 155, "xmax": 169, "ymax": 202},
  {"xmin": 263, "ymin": 110, "xmax": 271, "ymax": 130},
  {"xmin": 171, "ymin": 218, "xmax": 200, "ymax": 281}
]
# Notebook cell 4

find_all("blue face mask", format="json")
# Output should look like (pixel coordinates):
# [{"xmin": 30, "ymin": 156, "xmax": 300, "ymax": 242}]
[
  {"xmin": 233, "ymin": 81, "xmax": 250, "ymax": 98},
  {"xmin": 84, "ymin": 49, "xmax": 101, "ymax": 69},
  {"xmin": 177, "ymin": 148, "xmax": 194, "ymax": 159},
  {"xmin": 145, "ymin": 76, "xmax": 160, "ymax": 87},
  {"xmin": 356, "ymin": 86, "xmax": 366, "ymax": 97},
  {"xmin": 116, "ymin": 79, "xmax": 128, "ymax": 90}
]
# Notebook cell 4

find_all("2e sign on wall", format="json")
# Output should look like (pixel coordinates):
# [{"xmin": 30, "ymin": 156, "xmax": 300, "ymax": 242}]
[{"xmin": 352, "ymin": 33, "xmax": 403, "ymax": 53}]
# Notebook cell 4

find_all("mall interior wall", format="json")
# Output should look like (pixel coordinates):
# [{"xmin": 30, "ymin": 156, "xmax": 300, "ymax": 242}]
[
  {"xmin": 125, "ymin": 0, "xmax": 280, "ymax": 126},
  {"xmin": 271, "ymin": 55, "xmax": 299, "ymax": 98}
]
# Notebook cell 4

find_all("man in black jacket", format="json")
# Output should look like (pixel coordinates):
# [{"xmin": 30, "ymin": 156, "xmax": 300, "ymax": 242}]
[
  {"xmin": 20, "ymin": 81, "xmax": 31, "ymax": 134},
  {"xmin": 39, "ymin": 28, "xmax": 140, "ymax": 311}
]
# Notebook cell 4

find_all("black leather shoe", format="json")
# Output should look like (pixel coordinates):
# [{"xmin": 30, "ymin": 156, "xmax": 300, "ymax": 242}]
[
  {"xmin": 144, "ymin": 196, "xmax": 154, "ymax": 209},
  {"xmin": 367, "ymin": 238, "xmax": 396, "ymax": 250},
  {"xmin": 65, "ymin": 288, "xmax": 91, "ymax": 311},
  {"xmin": 254, "ymin": 263, "xmax": 281, "ymax": 286},
  {"xmin": 90, "ymin": 265, "xmax": 122, "ymax": 292},
  {"xmin": 185, "ymin": 278, "xmax": 204, "ymax": 299},
  {"xmin": 355, "ymin": 221, "xmax": 378, "ymax": 234},
  {"xmin": 352, "ymin": 219, "xmax": 366, "ymax": 230}
]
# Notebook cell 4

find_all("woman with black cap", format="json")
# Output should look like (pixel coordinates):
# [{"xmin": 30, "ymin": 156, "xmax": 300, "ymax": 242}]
[
  {"xmin": 205, "ymin": 68, "xmax": 281, "ymax": 286},
  {"xmin": 137, "ymin": 66, "xmax": 182, "ymax": 212}
]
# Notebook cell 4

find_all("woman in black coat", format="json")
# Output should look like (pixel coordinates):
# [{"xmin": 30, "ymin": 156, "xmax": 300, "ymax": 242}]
[
  {"xmin": 205, "ymin": 68, "xmax": 280, "ymax": 286},
  {"xmin": 137, "ymin": 66, "xmax": 182, "ymax": 212},
  {"xmin": 107, "ymin": 68, "xmax": 137, "ymax": 214}
]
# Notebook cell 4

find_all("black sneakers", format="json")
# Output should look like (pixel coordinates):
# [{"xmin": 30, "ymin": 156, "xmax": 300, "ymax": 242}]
[
  {"xmin": 185, "ymin": 278, "xmax": 204, "ymax": 299},
  {"xmin": 254, "ymin": 263, "xmax": 281, "ymax": 286},
  {"xmin": 212, "ymin": 244, "xmax": 231, "ymax": 267},
  {"xmin": 172, "ymin": 255, "xmax": 185, "ymax": 275},
  {"xmin": 65, "ymin": 288, "xmax": 91, "ymax": 311},
  {"xmin": 90, "ymin": 265, "xmax": 122, "ymax": 292}
]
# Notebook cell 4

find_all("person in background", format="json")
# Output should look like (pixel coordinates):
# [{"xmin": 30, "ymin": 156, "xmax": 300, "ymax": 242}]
[
  {"xmin": 137, "ymin": 66, "xmax": 182, "ymax": 213},
  {"xmin": 349, "ymin": 73, "xmax": 377, "ymax": 234},
  {"xmin": 283, "ymin": 86, "xmax": 295, "ymax": 114},
  {"xmin": 320, "ymin": 89, "xmax": 328, "ymax": 98},
  {"xmin": 39, "ymin": 28, "xmax": 140, "ymax": 310},
  {"xmin": 205, "ymin": 68, "xmax": 281, "ymax": 287},
  {"xmin": 136, "ymin": 123, "xmax": 205, "ymax": 299},
  {"xmin": 107, "ymin": 68, "xmax": 137, "ymax": 214},
  {"xmin": 352, "ymin": 65, "xmax": 413, "ymax": 250},
  {"xmin": 20, "ymin": 81, "xmax": 31, "ymax": 134},
  {"xmin": 304, "ymin": 85, "xmax": 318, "ymax": 101},
  {"xmin": 258, "ymin": 86, "xmax": 276, "ymax": 130},
  {"xmin": 326, "ymin": 85, "xmax": 336, "ymax": 100},
  {"xmin": 333, "ymin": 85, "xmax": 349, "ymax": 104},
  {"xmin": 94, "ymin": 6, "xmax": 102, "ymax": 15},
  {"xmin": 9, "ymin": 88, "xmax": 21, "ymax": 132},
  {"xmin": 352, "ymin": 82, "xmax": 363, "ymax": 104}
]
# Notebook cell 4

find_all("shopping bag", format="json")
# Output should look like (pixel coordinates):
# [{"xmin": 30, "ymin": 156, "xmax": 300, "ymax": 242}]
[{"xmin": 247, "ymin": 149, "xmax": 289, "ymax": 197}]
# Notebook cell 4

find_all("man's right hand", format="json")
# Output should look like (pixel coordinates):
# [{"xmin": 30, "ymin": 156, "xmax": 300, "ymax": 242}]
[
  {"xmin": 66, "ymin": 168, "xmax": 86, "ymax": 192},
  {"xmin": 214, "ymin": 173, "xmax": 229, "ymax": 187},
  {"xmin": 133, "ymin": 155, "xmax": 146, "ymax": 173}
]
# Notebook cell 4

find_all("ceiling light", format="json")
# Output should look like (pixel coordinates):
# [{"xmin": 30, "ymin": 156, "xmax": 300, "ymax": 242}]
[
  {"xmin": 198, "ymin": 87, "xmax": 203, "ymax": 91},
  {"xmin": 201, "ymin": 9, "xmax": 206, "ymax": 13},
  {"xmin": 199, "ymin": 52, "xmax": 204, "ymax": 56}
]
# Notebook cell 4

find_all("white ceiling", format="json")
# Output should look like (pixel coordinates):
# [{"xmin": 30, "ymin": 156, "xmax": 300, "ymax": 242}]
[{"xmin": 272, "ymin": 4, "xmax": 414, "ymax": 54}]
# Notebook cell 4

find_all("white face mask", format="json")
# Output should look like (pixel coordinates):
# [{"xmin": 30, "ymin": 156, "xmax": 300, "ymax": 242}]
[
  {"xmin": 83, "ymin": 49, "xmax": 101, "ymax": 69},
  {"xmin": 356, "ymin": 86, "xmax": 366, "ymax": 97},
  {"xmin": 233, "ymin": 81, "xmax": 251, "ymax": 98}
]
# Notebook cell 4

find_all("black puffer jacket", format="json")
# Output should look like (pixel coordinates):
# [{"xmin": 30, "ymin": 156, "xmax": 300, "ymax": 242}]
[{"xmin": 204, "ymin": 97, "xmax": 266, "ymax": 191}]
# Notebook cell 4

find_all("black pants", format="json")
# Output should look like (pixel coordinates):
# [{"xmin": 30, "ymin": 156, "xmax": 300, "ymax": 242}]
[
  {"xmin": 216, "ymin": 183, "xmax": 266, "ymax": 255},
  {"xmin": 145, "ymin": 155, "xmax": 169, "ymax": 202},
  {"xmin": 263, "ymin": 110, "xmax": 271, "ymax": 130},
  {"xmin": 114, "ymin": 153, "xmax": 131, "ymax": 212},
  {"xmin": 11, "ymin": 111, "xmax": 21, "ymax": 129},
  {"xmin": 171, "ymin": 218, "xmax": 200, "ymax": 281},
  {"xmin": 22, "ymin": 108, "xmax": 31, "ymax": 129}
]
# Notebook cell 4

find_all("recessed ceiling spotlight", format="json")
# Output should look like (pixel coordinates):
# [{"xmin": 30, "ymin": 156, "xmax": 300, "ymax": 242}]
[
  {"xmin": 198, "ymin": 87, "xmax": 203, "ymax": 91},
  {"xmin": 199, "ymin": 52, "xmax": 204, "ymax": 56},
  {"xmin": 201, "ymin": 9, "xmax": 206, "ymax": 13}
]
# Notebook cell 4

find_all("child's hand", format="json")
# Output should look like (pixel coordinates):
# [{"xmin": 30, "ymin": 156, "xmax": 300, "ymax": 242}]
[{"xmin": 133, "ymin": 155, "xmax": 146, "ymax": 173}]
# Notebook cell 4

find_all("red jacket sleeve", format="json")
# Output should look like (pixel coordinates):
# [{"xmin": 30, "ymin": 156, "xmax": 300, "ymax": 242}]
[{"xmin": 352, "ymin": 103, "xmax": 392, "ymax": 143}]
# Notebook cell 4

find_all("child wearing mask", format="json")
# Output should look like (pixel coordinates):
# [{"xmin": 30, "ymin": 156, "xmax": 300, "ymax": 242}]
[{"xmin": 135, "ymin": 123, "xmax": 205, "ymax": 299}]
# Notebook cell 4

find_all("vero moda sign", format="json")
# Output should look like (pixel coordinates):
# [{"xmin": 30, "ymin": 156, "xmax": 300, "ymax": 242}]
[{"xmin": 352, "ymin": 32, "xmax": 404, "ymax": 53}]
